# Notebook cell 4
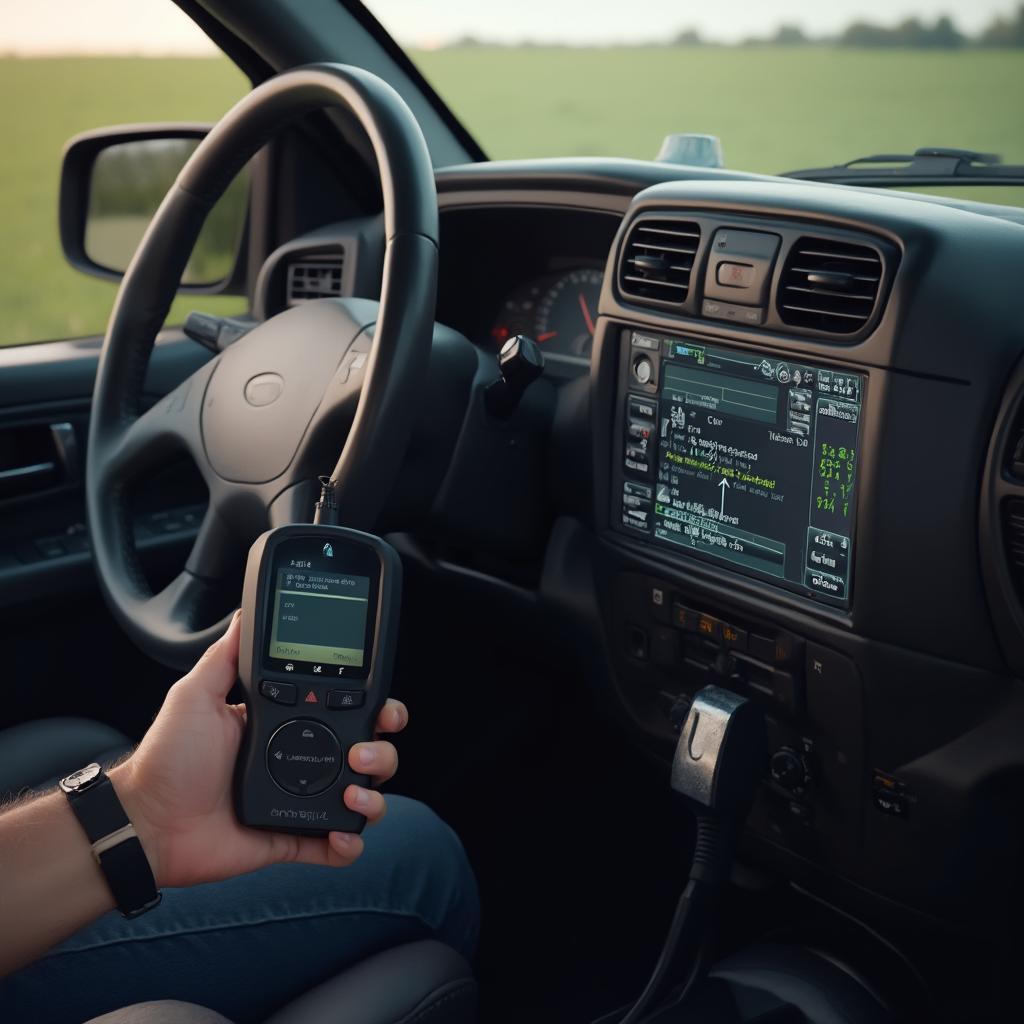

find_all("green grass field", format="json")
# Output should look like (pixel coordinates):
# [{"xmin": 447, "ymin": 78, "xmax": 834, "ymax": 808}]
[{"xmin": 1, "ymin": 47, "xmax": 1022, "ymax": 347}]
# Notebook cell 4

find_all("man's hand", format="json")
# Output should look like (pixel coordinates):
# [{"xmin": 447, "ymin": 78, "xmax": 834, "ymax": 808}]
[{"xmin": 111, "ymin": 612, "xmax": 407, "ymax": 889}]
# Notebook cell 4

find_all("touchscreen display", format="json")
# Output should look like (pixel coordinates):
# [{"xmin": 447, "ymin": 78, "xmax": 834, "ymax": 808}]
[
  {"xmin": 621, "ymin": 334, "xmax": 864, "ymax": 605},
  {"xmin": 267, "ymin": 567, "xmax": 371, "ymax": 669}
]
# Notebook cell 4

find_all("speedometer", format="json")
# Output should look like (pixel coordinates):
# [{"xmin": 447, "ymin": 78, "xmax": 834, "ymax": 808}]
[{"xmin": 535, "ymin": 268, "xmax": 603, "ymax": 359}]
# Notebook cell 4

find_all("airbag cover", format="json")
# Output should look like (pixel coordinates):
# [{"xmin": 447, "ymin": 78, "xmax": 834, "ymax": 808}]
[{"xmin": 202, "ymin": 299, "xmax": 372, "ymax": 483}]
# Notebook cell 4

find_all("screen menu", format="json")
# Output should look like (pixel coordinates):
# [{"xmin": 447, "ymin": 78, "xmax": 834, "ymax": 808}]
[
  {"xmin": 267, "ymin": 567, "xmax": 371, "ymax": 674},
  {"xmin": 620, "ymin": 333, "xmax": 864, "ymax": 605}
]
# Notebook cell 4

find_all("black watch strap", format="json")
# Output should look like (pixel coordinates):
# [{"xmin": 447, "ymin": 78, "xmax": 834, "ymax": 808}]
[{"xmin": 61, "ymin": 764, "xmax": 161, "ymax": 918}]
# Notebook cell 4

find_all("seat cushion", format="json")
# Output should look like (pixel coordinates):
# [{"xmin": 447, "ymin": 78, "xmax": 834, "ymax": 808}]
[
  {"xmin": 265, "ymin": 940, "xmax": 477, "ymax": 1024},
  {"xmin": 82, "ymin": 942, "xmax": 476, "ymax": 1024},
  {"xmin": 0, "ymin": 716, "xmax": 133, "ymax": 802}
]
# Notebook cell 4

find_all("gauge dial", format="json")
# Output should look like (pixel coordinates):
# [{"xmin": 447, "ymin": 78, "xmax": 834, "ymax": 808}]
[
  {"xmin": 489, "ymin": 283, "xmax": 542, "ymax": 349},
  {"xmin": 535, "ymin": 268, "xmax": 603, "ymax": 359}
]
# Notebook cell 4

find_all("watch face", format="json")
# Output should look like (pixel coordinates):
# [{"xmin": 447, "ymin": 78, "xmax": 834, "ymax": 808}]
[{"xmin": 60, "ymin": 762, "xmax": 102, "ymax": 793}]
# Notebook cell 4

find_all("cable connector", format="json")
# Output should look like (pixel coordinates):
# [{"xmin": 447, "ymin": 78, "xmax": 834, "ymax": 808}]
[{"xmin": 313, "ymin": 475, "xmax": 339, "ymax": 526}]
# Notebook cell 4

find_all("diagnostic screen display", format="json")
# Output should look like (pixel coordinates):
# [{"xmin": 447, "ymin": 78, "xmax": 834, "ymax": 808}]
[
  {"xmin": 622, "ymin": 334, "xmax": 864, "ymax": 605},
  {"xmin": 267, "ymin": 566, "xmax": 371, "ymax": 675}
]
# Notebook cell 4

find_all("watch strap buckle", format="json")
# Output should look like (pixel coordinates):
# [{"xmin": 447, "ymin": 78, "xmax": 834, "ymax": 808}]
[{"xmin": 91, "ymin": 822, "xmax": 138, "ymax": 860}]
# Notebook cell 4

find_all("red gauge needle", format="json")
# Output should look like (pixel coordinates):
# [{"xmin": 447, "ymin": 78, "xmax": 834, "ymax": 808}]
[
  {"xmin": 578, "ymin": 292, "xmax": 596, "ymax": 335},
  {"xmin": 537, "ymin": 331, "xmax": 558, "ymax": 342}
]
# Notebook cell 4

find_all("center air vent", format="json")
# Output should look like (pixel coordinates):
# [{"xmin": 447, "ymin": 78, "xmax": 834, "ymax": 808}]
[
  {"xmin": 618, "ymin": 219, "xmax": 701, "ymax": 305},
  {"xmin": 286, "ymin": 253, "xmax": 344, "ymax": 306},
  {"xmin": 777, "ymin": 237, "xmax": 882, "ymax": 335}
]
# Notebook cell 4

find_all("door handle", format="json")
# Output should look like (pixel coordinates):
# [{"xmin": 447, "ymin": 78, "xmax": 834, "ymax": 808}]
[
  {"xmin": 0, "ymin": 421, "xmax": 79, "ymax": 499},
  {"xmin": 0, "ymin": 461, "xmax": 56, "ymax": 482}
]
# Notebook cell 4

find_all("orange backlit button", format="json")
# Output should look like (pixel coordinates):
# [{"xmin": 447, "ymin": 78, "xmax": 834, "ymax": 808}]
[
  {"xmin": 697, "ymin": 614, "xmax": 721, "ymax": 641},
  {"xmin": 720, "ymin": 623, "xmax": 748, "ymax": 651},
  {"xmin": 672, "ymin": 602, "xmax": 698, "ymax": 632}
]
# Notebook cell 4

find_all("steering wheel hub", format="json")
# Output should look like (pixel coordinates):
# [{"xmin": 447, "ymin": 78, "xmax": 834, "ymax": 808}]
[{"xmin": 202, "ymin": 301, "xmax": 368, "ymax": 484}]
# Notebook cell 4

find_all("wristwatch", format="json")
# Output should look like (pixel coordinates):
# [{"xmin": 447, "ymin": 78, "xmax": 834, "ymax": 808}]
[{"xmin": 60, "ymin": 763, "xmax": 161, "ymax": 918}]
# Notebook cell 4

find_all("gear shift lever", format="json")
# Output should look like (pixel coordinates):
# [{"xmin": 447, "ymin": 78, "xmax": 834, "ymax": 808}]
[{"xmin": 616, "ymin": 686, "xmax": 766, "ymax": 1024}]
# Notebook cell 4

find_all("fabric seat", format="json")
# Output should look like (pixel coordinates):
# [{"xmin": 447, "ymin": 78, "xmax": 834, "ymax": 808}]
[
  {"xmin": 82, "ymin": 940, "xmax": 478, "ymax": 1024},
  {"xmin": 0, "ymin": 717, "xmax": 133, "ymax": 802}
]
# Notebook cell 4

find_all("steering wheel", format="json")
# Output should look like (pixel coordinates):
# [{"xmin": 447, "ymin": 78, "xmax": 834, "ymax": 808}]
[{"xmin": 86, "ymin": 64, "xmax": 438, "ymax": 671}]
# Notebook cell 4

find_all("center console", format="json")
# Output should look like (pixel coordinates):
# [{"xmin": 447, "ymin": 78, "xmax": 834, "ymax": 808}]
[{"xmin": 601, "ymin": 326, "xmax": 872, "ymax": 875}]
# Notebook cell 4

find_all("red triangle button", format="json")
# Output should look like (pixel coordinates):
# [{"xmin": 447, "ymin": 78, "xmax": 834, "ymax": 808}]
[{"xmin": 304, "ymin": 690, "xmax": 318, "ymax": 704}]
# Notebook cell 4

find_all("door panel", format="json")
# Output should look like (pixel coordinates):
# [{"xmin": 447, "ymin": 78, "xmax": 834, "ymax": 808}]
[{"xmin": 0, "ymin": 330, "xmax": 212, "ymax": 735}]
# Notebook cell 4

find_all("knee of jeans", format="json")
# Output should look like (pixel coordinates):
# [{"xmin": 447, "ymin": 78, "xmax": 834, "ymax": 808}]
[{"xmin": 367, "ymin": 794, "xmax": 480, "ymax": 958}]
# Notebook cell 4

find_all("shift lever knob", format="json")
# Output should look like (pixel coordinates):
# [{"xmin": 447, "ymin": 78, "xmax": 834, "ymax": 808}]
[{"xmin": 485, "ymin": 334, "xmax": 544, "ymax": 418}]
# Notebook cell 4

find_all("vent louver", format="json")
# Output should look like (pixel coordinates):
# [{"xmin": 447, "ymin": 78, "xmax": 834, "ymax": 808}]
[
  {"xmin": 286, "ymin": 254, "xmax": 344, "ymax": 306},
  {"xmin": 777, "ymin": 237, "xmax": 882, "ymax": 335},
  {"xmin": 618, "ymin": 219, "xmax": 701, "ymax": 305}
]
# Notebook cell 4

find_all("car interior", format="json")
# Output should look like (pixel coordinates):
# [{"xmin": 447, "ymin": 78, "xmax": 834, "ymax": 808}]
[{"xmin": 2, "ymin": 1, "xmax": 1024, "ymax": 1022}]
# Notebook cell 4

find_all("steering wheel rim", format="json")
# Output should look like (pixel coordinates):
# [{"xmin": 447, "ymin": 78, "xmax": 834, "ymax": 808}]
[{"xmin": 86, "ymin": 64, "xmax": 438, "ymax": 671}]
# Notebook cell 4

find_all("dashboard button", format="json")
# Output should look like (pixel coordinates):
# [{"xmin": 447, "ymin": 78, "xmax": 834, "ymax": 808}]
[
  {"xmin": 773, "ymin": 632, "xmax": 802, "ymax": 665},
  {"xmin": 720, "ymin": 623, "xmax": 748, "ymax": 651},
  {"xmin": 716, "ymin": 262, "xmax": 756, "ymax": 288},
  {"xmin": 632, "ymin": 355, "xmax": 654, "ymax": 386},
  {"xmin": 671, "ymin": 602, "xmax": 698, "ymax": 631},
  {"xmin": 622, "ymin": 503, "xmax": 652, "ymax": 531},
  {"xmin": 649, "ymin": 626, "xmax": 679, "ymax": 667},
  {"xmin": 701, "ymin": 298, "xmax": 763, "ymax": 325},
  {"xmin": 748, "ymin": 632, "xmax": 776, "ymax": 663},
  {"xmin": 631, "ymin": 332, "xmax": 660, "ymax": 351},
  {"xmin": 628, "ymin": 397, "xmax": 657, "ymax": 421},
  {"xmin": 623, "ymin": 481, "xmax": 652, "ymax": 506},
  {"xmin": 648, "ymin": 581, "xmax": 670, "ymax": 625},
  {"xmin": 260, "ymin": 680, "xmax": 297, "ymax": 706},
  {"xmin": 696, "ymin": 613, "xmax": 722, "ymax": 641},
  {"xmin": 742, "ymin": 660, "xmax": 802, "ymax": 714},
  {"xmin": 805, "ymin": 568, "xmax": 847, "ymax": 600}
]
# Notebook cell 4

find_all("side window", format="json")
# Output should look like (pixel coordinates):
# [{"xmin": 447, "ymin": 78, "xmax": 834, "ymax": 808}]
[{"xmin": 0, "ymin": 0, "xmax": 250, "ymax": 347}]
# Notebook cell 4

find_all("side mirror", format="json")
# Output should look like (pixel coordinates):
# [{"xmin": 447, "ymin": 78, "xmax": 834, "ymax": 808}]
[{"xmin": 59, "ymin": 125, "xmax": 248, "ymax": 291}]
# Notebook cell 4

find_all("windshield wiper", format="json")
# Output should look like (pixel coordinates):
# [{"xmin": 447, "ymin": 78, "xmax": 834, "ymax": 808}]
[{"xmin": 783, "ymin": 147, "xmax": 1024, "ymax": 186}]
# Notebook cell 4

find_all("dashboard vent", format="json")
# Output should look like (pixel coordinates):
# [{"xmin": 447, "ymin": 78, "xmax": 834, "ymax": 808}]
[
  {"xmin": 286, "ymin": 254, "xmax": 344, "ymax": 306},
  {"xmin": 618, "ymin": 219, "xmax": 701, "ymax": 305},
  {"xmin": 777, "ymin": 237, "xmax": 882, "ymax": 334}
]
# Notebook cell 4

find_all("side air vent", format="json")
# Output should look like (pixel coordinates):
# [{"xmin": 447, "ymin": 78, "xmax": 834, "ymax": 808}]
[
  {"xmin": 286, "ymin": 254, "xmax": 344, "ymax": 306},
  {"xmin": 618, "ymin": 219, "xmax": 701, "ymax": 305},
  {"xmin": 777, "ymin": 237, "xmax": 882, "ymax": 334}
]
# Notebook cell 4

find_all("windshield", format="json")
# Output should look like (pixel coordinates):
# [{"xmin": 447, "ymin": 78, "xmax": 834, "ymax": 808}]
[{"xmin": 364, "ymin": 0, "xmax": 1024, "ymax": 182}]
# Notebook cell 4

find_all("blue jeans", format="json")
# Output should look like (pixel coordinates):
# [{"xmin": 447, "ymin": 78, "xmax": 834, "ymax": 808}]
[{"xmin": 0, "ymin": 796, "xmax": 479, "ymax": 1024}]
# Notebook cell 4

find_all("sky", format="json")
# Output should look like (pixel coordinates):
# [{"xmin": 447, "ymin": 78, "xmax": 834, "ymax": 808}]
[{"xmin": 1, "ymin": 0, "xmax": 1018, "ymax": 55}]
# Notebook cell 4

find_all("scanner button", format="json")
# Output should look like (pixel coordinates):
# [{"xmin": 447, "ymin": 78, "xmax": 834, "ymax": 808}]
[
  {"xmin": 260, "ymin": 680, "xmax": 297, "ymax": 706},
  {"xmin": 266, "ymin": 719, "xmax": 342, "ymax": 797},
  {"xmin": 327, "ymin": 689, "xmax": 366, "ymax": 710}
]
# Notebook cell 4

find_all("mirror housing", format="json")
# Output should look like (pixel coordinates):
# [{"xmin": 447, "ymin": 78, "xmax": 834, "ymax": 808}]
[{"xmin": 59, "ymin": 124, "xmax": 248, "ymax": 292}]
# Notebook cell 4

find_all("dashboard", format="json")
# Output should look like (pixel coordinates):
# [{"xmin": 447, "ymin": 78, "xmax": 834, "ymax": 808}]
[
  {"xmin": 256, "ymin": 161, "xmax": 1024, "ymax": 961},
  {"xmin": 426, "ymin": 166, "xmax": 1024, "ymax": 953}
]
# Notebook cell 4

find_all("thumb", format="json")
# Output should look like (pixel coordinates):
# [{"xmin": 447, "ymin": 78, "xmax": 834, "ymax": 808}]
[{"xmin": 182, "ymin": 610, "xmax": 242, "ymax": 699}]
